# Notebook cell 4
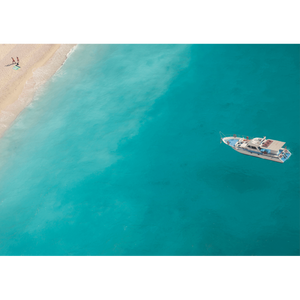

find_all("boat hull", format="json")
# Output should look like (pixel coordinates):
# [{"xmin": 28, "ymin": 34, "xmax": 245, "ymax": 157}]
[{"xmin": 233, "ymin": 147, "xmax": 283, "ymax": 163}]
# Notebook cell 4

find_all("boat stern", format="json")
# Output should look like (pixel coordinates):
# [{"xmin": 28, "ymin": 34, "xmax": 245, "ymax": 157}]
[{"xmin": 278, "ymin": 149, "xmax": 292, "ymax": 163}]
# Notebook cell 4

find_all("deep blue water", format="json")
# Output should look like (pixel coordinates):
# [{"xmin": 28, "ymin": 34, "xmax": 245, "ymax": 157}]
[{"xmin": 0, "ymin": 45, "xmax": 299, "ymax": 255}]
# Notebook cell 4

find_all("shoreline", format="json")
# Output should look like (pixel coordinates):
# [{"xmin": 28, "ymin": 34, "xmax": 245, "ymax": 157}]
[{"xmin": 0, "ymin": 44, "xmax": 76, "ymax": 138}]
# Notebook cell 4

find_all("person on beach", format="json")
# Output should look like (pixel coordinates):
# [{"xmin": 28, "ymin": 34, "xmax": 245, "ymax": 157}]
[
  {"xmin": 11, "ymin": 57, "xmax": 16, "ymax": 64},
  {"xmin": 16, "ymin": 57, "xmax": 19, "ymax": 65}
]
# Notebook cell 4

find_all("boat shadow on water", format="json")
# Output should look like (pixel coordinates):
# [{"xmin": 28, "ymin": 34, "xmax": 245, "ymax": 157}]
[{"xmin": 197, "ymin": 163, "xmax": 272, "ymax": 194}]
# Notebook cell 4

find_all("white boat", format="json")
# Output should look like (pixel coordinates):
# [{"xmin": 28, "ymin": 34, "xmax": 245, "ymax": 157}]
[{"xmin": 221, "ymin": 134, "xmax": 292, "ymax": 163}]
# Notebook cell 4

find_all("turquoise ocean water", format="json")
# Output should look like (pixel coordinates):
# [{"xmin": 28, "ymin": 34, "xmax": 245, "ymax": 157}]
[{"xmin": 0, "ymin": 45, "xmax": 299, "ymax": 255}]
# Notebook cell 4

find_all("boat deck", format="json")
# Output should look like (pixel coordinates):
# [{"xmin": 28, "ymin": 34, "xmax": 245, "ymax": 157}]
[
  {"xmin": 226, "ymin": 138, "xmax": 239, "ymax": 147},
  {"xmin": 278, "ymin": 149, "xmax": 291, "ymax": 162},
  {"xmin": 262, "ymin": 139, "xmax": 273, "ymax": 147}
]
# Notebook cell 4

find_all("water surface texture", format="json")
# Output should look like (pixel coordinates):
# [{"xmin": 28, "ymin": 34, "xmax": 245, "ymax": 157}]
[{"xmin": 0, "ymin": 45, "xmax": 299, "ymax": 255}]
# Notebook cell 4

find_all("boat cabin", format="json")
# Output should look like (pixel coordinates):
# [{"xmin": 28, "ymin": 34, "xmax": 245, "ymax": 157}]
[{"xmin": 240, "ymin": 137, "xmax": 285, "ymax": 155}]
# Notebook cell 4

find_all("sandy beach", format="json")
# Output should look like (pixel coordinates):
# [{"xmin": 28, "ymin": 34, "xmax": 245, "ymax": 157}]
[{"xmin": 0, "ymin": 44, "xmax": 76, "ymax": 138}]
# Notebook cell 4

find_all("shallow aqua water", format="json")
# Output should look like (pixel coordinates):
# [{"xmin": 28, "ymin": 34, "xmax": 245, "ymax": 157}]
[{"xmin": 0, "ymin": 45, "xmax": 299, "ymax": 255}]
